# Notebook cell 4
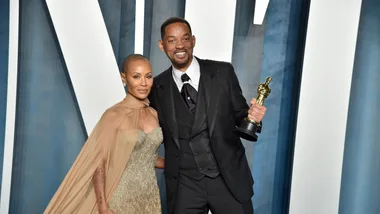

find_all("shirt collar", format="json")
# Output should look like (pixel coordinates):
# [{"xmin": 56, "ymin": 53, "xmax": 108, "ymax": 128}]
[{"xmin": 172, "ymin": 56, "xmax": 200, "ymax": 85}]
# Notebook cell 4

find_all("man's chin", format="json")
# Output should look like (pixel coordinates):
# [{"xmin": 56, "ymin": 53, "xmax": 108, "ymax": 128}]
[
  {"xmin": 174, "ymin": 57, "xmax": 188, "ymax": 64},
  {"xmin": 173, "ymin": 60, "xmax": 190, "ymax": 69}
]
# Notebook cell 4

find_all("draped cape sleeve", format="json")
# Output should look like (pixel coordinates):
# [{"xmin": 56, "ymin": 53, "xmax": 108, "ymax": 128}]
[{"xmin": 44, "ymin": 99, "xmax": 152, "ymax": 214}]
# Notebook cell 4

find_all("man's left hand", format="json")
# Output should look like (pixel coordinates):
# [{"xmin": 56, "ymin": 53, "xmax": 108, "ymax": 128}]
[{"xmin": 248, "ymin": 98, "xmax": 267, "ymax": 123}]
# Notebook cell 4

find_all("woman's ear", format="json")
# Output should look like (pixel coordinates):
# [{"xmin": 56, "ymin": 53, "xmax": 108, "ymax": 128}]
[{"xmin": 120, "ymin": 72, "xmax": 127, "ymax": 87}]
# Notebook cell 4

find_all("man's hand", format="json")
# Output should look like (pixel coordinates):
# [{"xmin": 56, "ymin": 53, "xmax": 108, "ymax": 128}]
[
  {"xmin": 248, "ymin": 98, "xmax": 267, "ymax": 123},
  {"xmin": 155, "ymin": 155, "xmax": 165, "ymax": 169}
]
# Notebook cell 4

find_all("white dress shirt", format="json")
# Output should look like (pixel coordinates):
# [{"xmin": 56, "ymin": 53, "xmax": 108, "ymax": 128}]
[{"xmin": 172, "ymin": 56, "xmax": 200, "ymax": 92}]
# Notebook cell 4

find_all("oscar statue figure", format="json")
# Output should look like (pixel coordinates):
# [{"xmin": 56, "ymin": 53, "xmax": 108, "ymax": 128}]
[{"xmin": 235, "ymin": 77, "xmax": 272, "ymax": 141}]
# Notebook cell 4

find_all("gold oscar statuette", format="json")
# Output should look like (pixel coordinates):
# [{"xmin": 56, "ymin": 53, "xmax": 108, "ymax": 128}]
[{"xmin": 235, "ymin": 77, "xmax": 272, "ymax": 141}]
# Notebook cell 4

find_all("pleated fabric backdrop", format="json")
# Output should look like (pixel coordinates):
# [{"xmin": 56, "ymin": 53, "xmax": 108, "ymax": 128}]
[
  {"xmin": 8, "ymin": 0, "xmax": 309, "ymax": 213},
  {"xmin": 339, "ymin": 0, "xmax": 380, "ymax": 213},
  {"xmin": 253, "ymin": 0, "xmax": 309, "ymax": 213},
  {"xmin": 0, "ymin": 0, "xmax": 10, "ymax": 195},
  {"xmin": 10, "ymin": 0, "xmax": 87, "ymax": 213},
  {"xmin": 99, "ymin": 0, "xmax": 136, "ymax": 66}
]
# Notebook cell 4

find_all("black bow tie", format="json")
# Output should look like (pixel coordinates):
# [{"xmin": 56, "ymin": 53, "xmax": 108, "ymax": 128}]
[
  {"xmin": 180, "ymin": 73, "xmax": 197, "ymax": 113},
  {"xmin": 181, "ymin": 73, "xmax": 191, "ymax": 82}
]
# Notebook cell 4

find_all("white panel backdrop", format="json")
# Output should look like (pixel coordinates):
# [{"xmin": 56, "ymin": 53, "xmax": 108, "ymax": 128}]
[
  {"xmin": 185, "ymin": 0, "xmax": 237, "ymax": 63},
  {"xmin": 289, "ymin": 0, "xmax": 362, "ymax": 214},
  {"xmin": 45, "ymin": 0, "xmax": 125, "ymax": 133},
  {"xmin": 1, "ymin": 0, "xmax": 19, "ymax": 212}
]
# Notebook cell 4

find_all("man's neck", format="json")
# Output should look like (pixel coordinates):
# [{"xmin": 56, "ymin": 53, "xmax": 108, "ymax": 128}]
[{"xmin": 173, "ymin": 57, "xmax": 194, "ymax": 72}]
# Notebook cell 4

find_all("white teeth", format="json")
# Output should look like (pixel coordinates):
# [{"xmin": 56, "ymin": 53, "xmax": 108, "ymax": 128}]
[{"xmin": 175, "ymin": 52, "xmax": 186, "ymax": 56}]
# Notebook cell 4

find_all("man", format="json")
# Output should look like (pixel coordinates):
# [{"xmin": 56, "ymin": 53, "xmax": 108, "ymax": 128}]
[{"xmin": 148, "ymin": 17, "xmax": 267, "ymax": 214}]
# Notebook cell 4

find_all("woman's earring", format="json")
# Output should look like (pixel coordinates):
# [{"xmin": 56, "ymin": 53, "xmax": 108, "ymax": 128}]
[{"xmin": 123, "ymin": 82, "xmax": 126, "ymax": 87}]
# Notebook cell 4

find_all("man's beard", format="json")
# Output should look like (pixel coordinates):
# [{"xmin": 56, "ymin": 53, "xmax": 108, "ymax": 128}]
[{"xmin": 172, "ymin": 58, "xmax": 190, "ymax": 69}]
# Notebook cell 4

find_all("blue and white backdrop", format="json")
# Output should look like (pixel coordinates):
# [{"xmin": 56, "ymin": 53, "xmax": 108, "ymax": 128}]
[{"xmin": 1, "ymin": 0, "xmax": 379, "ymax": 214}]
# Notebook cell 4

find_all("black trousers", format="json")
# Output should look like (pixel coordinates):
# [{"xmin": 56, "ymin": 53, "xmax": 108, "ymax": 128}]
[{"xmin": 173, "ymin": 173, "xmax": 254, "ymax": 214}]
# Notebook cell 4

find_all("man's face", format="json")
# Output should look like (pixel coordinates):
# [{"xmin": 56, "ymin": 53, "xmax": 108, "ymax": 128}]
[{"xmin": 159, "ymin": 22, "xmax": 196, "ymax": 72}]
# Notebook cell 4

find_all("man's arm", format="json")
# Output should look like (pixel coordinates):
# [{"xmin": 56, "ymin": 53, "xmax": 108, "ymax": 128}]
[
  {"xmin": 227, "ymin": 63, "xmax": 249, "ymax": 126},
  {"xmin": 227, "ymin": 63, "xmax": 263, "ymax": 133},
  {"xmin": 155, "ymin": 155, "xmax": 165, "ymax": 169}
]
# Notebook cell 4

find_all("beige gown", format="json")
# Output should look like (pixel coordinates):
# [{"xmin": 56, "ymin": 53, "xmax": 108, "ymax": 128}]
[
  {"xmin": 109, "ymin": 127, "xmax": 162, "ymax": 213},
  {"xmin": 44, "ymin": 94, "xmax": 162, "ymax": 214}
]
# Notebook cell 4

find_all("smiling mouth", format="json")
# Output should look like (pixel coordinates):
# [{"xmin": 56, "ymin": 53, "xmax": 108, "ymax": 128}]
[
  {"xmin": 175, "ymin": 52, "xmax": 186, "ymax": 58},
  {"xmin": 137, "ymin": 89, "xmax": 148, "ymax": 93}
]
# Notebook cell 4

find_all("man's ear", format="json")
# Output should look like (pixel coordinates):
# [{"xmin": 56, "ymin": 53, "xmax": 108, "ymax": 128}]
[{"xmin": 158, "ymin": 40, "xmax": 165, "ymax": 52}]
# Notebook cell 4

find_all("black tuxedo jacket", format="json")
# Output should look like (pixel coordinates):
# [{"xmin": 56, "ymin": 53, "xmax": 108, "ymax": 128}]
[{"xmin": 148, "ymin": 58, "xmax": 254, "ymax": 213}]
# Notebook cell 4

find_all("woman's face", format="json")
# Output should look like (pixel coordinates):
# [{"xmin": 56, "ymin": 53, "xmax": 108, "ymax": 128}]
[{"xmin": 121, "ymin": 59, "xmax": 153, "ymax": 100}]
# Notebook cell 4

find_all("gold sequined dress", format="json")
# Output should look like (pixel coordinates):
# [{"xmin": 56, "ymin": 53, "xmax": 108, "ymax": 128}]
[{"xmin": 109, "ymin": 127, "xmax": 163, "ymax": 214}]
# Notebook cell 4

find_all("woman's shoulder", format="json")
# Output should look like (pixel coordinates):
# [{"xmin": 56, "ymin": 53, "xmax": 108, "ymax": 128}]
[
  {"xmin": 100, "ymin": 103, "xmax": 133, "ymax": 121},
  {"xmin": 147, "ymin": 107, "xmax": 158, "ymax": 118}
]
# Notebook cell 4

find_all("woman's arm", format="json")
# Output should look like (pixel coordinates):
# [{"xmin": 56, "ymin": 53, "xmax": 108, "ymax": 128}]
[
  {"xmin": 155, "ymin": 155, "xmax": 165, "ymax": 169},
  {"xmin": 93, "ymin": 161, "xmax": 113, "ymax": 214}
]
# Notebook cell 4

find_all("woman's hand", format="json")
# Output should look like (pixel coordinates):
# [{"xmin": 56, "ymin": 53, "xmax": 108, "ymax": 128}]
[
  {"xmin": 105, "ymin": 209, "xmax": 115, "ymax": 214},
  {"xmin": 99, "ymin": 207, "xmax": 115, "ymax": 214}
]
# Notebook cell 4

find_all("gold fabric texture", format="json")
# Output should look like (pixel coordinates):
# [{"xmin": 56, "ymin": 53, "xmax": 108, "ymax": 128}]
[{"xmin": 109, "ymin": 128, "xmax": 162, "ymax": 213}]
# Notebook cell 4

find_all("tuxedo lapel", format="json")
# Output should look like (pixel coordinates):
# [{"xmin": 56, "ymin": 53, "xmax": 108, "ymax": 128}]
[
  {"xmin": 155, "ymin": 68, "xmax": 179, "ymax": 148},
  {"xmin": 196, "ymin": 59, "xmax": 220, "ymax": 136}
]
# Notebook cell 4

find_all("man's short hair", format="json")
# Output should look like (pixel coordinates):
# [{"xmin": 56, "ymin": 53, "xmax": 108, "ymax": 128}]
[{"xmin": 160, "ymin": 17, "xmax": 192, "ymax": 39}]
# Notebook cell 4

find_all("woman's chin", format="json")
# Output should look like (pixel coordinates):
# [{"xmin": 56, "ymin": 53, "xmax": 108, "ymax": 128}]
[{"xmin": 132, "ymin": 93, "xmax": 148, "ymax": 100}]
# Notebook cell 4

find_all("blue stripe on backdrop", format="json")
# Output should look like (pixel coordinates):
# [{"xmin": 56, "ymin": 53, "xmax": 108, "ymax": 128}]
[
  {"xmin": 99, "ymin": 0, "xmax": 136, "ymax": 66},
  {"xmin": 143, "ymin": 0, "xmax": 154, "ymax": 59},
  {"xmin": 10, "ymin": 0, "xmax": 87, "ymax": 213},
  {"xmin": 0, "ymin": 0, "xmax": 10, "ymax": 195},
  {"xmin": 98, "ymin": 0, "xmax": 122, "ymax": 63},
  {"xmin": 232, "ymin": 0, "xmax": 265, "ymax": 180},
  {"xmin": 339, "ymin": 0, "xmax": 380, "ymax": 213},
  {"xmin": 250, "ymin": 0, "xmax": 310, "ymax": 213},
  {"xmin": 231, "ymin": 0, "xmax": 264, "ymax": 210},
  {"xmin": 117, "ymin": 0, "xmax": 136, "ymax": 64}
]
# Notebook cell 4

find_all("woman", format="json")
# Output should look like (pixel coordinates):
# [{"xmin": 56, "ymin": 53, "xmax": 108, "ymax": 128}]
[{"xmin": 44, "ymin": 54, "xmax": 164, "ymax": 214}]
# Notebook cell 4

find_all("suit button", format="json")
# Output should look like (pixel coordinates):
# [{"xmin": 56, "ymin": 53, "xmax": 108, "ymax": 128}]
[
  {"xmin": 199, "ymin": 168, "xmax": 203, "ymax": 171},
  {"xmin": 194, "ymin": 152, "xmax": 198, "ymax": 156}
]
